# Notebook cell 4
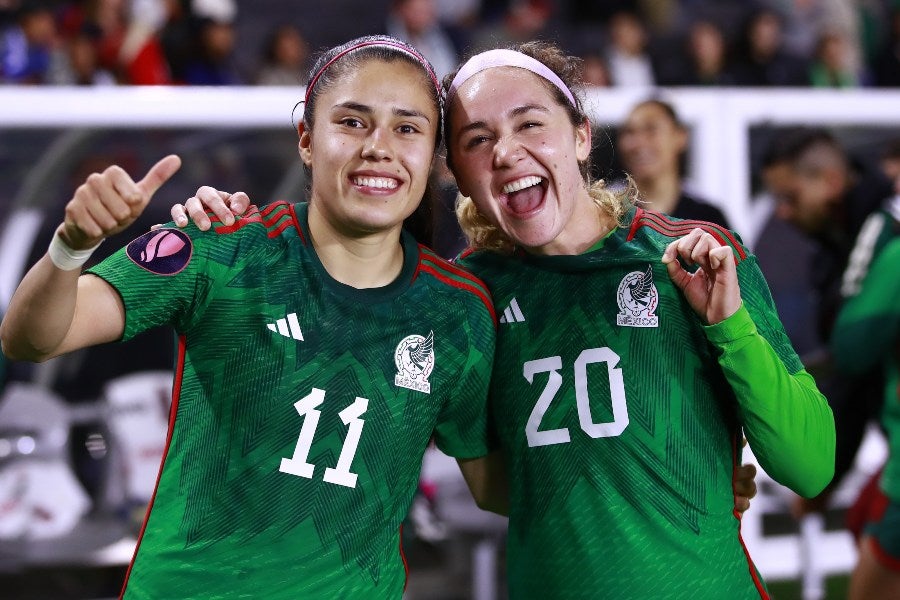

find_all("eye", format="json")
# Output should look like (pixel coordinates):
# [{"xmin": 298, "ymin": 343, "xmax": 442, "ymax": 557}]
[
  {"xmin": 520, "ymin": 120, "xmax": 543, "ymax": 131},
  {"xmin": 397, "ymin": 123, "xmax": 422, "ymax": 135},
  {"xmin": 339, "ymin": 117, "xmax": 365, "ymax": 128},
  {"xmin": 464, "ymin": 134, "xmax": 491, "ymax": 150}
]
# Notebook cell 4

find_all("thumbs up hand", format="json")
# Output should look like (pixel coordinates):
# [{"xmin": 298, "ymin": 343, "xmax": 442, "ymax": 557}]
[{"xmin": 59, "ymin": 155, "xmax": 183, "ymax": 249}]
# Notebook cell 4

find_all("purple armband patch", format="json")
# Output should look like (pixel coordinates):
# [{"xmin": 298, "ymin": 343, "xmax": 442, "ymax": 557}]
[{"xmin": 126, "ymin": 228, "xmax": 192, "ymax": 275}]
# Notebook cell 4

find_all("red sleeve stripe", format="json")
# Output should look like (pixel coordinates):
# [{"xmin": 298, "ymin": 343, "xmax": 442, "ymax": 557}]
[
  {"xmin": 419, "ymin": 246, "xmax": 493, "ymax": 300},
  {"xmin": 419, "ymin": 262, "xmax": 497, "ymax": 326},
  {"xmin": 261, "ymin": 201, "xmax": 290, "ymax": 218},
  {"xmin": 288, "ymin": 203, "xmax": 306, "ymax": 244},
  {"xmin": 212, "ymin": 205, "xmax": 263, "ymax": 234},
  {"xmin": 629, "ymin": 209, "xmax": 747, "ymax": 261},
  {"xmin": 731, "ymin": 435, "xmax": 771, "ymax": 599},
  {"xmin": 119, "ymin": 335, "xmax": 187, "ymax": 600}
]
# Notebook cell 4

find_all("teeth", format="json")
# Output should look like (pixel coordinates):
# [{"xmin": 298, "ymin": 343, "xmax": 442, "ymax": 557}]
[
  {"xmin": 353, "ymin": 177, "xmax": 399, "ymax": 189},
  {"xmin": 502, "ymin": 176, "xmax": 542, "ymax": 194}
]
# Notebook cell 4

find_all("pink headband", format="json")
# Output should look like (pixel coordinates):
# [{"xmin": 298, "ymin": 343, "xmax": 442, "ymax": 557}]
[
  {"xmin": 448, "ymin": 49, "xmax": 577, "ymax": 107},
  {"xmin": 304, "ymin": 39, "xmax": 442, "ymax": 108}
]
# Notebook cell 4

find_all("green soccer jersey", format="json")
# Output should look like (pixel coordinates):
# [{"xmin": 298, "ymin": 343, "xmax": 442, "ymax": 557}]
[
  {"xmin": 832, "ymin": 233, "xmax": 900, "ymax": 500},
  {"xmin": 458, "ymin": 207, "xmax": 835, "ymax": 600},
  {"xmin": 86, "ymin": 202, "xmax": 496, "ymax": 599}
]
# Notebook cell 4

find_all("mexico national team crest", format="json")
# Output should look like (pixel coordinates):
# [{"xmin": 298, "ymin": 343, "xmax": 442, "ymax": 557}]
[
  {"xmin": 394, "ymin": 331, "xmax": 434, "ymax": 394},
  {"xmin": 616, "ymin": 265, "xmax": 660, "ymax": 328}
]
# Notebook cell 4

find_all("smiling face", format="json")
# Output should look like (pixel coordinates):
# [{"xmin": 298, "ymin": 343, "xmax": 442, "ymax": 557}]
[
  {"xmin": 618, "ymin": 101, "xmax": 687, "ymax": 185},
  {"xmin": 299, "ymin": 58, "xmax": 438, "ymax": 238},
  {"xmin": 447, "ymin": 67, "xmax": 596, "ymax": 255}
]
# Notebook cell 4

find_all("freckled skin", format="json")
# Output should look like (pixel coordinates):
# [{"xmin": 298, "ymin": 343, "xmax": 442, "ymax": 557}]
[{"xmin": 448, "ymin": 67, "xmax": 601, "ymax": 255}]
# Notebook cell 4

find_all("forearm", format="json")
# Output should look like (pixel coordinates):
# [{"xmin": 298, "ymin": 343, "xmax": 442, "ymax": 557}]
[
  {"xmin": 1, "ymin": 249, "xmax": 125, "ymax": 361},
  {"xmin": 1, "ymin": 252, "xmax": 82, "ymax": 361},
  {"xmin": 707, "ymin": 306, "xmax": 836, "ymax": 498}
]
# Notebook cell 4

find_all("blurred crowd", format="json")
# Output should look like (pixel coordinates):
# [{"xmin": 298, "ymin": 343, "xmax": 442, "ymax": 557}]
[{"xmin": 1, "ymin": 0, "xmax": 900, "ymax": 89}]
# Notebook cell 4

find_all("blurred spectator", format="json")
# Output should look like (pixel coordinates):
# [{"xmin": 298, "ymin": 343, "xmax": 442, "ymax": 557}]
[
  {"xmin": 730, "ymin": 6, "xmax": 809, "ymax": 87},
  {"xmin": 385, "ymin": 0, "xmax": 458, "ymax": 78},
  {"xmin": 664, "ymin": 17, "xmax": 736, "ymax": 86},
  {"xmin": 604, "ymin": 9, "xmax": 656, "ymax": 87},
  {"xmin": 755, "ymin": 127, "xmax": 894, "ymax": 518},
  {"xmin": 616, "ymin": 97, "xmax": 730, "ymax": 227},
  {"xmin": 255, "ymin": 23, "xmax": 308, "ymax": 86},
  {"xmin": 871, "ymin": 5, "xmax": 900, "ymax": 87},
  {"xmin": 809, "ymin": 28, "xmax": 859, "ymax": 88},
  {"xmin": 467, "ymin": 0, "xmax": 551, "ymax": 55},
  {"xmin": 580, "ymin": 50, "xmax": 611, "ymax": 86},
  {"xmin": 182, "ymin": 13, "xmax": 240, "ymax": 85},
  {"xmin": 52, "ymin": 24, "xmax": 116, "ymax": 85},
  {"xmin": 60, "ymin": 0, "xmax": 172, "ymax": 85},
  {"xmin": 0, "ymin": 0, "xmax": 61, "ymax": 84}
]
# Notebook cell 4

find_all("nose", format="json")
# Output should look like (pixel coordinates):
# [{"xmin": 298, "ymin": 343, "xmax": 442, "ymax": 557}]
[
  {"xmin": 361, "ymin": 128, "xmax": 393, "ymax": 161},
  {"xmin": 492, "ymin": 134, "xmax": 523, "ymax": 169}
]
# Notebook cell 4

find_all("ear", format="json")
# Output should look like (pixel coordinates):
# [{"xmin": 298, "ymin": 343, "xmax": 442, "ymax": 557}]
[
  {"xmin": 297, "ymin": 122, "xmax": 312, "ymax": 167},
  {"xmin": 575, "ymin": 117, "xmax": 591, "ymax": 162}
]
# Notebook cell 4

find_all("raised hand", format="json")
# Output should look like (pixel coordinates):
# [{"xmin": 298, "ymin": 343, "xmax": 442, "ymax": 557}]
[
  {"xmin": 661, "ymin": 227, "xmax": 741, "ymax": 325},
  {"xmin": 61, "ymin": 155, "xmax": 182, "ymax": 250},
  {"xmin": 171, "ymin": 187, "xmax": 251, "ymax": 231}
]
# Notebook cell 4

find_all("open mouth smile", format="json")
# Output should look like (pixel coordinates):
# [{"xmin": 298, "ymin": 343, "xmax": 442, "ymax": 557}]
[{"xmin": 500, "ymin": 175, "xmax": 547, "ymax": 216}]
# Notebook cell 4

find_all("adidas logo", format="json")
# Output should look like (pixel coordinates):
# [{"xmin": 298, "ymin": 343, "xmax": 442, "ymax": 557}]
[
  {"xmin": 267, "ymin": 313, "xmax": 304, "ymax": 340},
  {"xmin": 499, "ymin": 298, "xmax": 525, "ymax": 324}
]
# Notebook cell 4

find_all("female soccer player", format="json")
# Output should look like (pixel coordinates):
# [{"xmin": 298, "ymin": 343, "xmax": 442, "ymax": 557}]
[
  {"xmin": 442, "ymin": 42, "xmax": 835, "ymax": 599},
  {"xmin": 0, "ymin": 35, "xmax": 499, "ymax": 599},
  {"xmin": 831, "ymin": 200, "xmax": 900, "ymax": 600}
]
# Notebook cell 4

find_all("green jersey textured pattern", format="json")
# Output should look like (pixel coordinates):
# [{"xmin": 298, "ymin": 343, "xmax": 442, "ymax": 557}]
[
  {"xmin": 458, "ymin": 207, "xmax": 834, "ymax": 600},
  {"xmin": 87, "ymin": 202, "xmax": 496, "ymax": 599}
]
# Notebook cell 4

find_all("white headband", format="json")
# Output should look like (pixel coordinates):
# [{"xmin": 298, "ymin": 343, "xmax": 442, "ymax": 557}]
[{"xmin": 448, "ymin": 49, "xmax": 577, "ymax": 107}]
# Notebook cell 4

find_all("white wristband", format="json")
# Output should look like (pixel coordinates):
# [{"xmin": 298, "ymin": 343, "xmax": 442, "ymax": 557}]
[{"xmin": 48, "ymin": 233, "xmax": 103, "ymax": 271}]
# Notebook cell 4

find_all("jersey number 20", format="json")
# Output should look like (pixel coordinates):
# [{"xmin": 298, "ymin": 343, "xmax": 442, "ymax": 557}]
[
  {"xmin": 279, "ymin": 388, "xmax": 368, "ymax": 488},
  {"xmin": 524, "ymin": 348, "xmax": 629, "ymax": 447}
]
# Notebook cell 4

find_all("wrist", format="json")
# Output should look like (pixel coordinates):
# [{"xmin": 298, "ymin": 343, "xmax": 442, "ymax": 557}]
[{"xmin": 48, "ymin": 231, "xmax": 103, "ymax": 271}]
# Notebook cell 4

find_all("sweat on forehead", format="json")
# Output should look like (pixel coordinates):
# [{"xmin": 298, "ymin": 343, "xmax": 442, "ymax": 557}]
[{"xmin": 447, "ymin": 49, "xmax": 576, "ymax": 107}]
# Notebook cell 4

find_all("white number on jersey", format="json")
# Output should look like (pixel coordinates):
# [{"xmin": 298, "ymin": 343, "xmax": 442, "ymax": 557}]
[
  {"xmin": 279, "ymin": 388, "xmax": 368, "ymax": 488},
  {"xmin": 524, "ymin": 348, "xmax": 629, "ymax": 448}
]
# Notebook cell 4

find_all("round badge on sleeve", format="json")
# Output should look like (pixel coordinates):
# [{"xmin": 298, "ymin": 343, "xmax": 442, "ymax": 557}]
[{"xmin": 126, "ymin": 228, "xmax": 193, "ymax": 275}]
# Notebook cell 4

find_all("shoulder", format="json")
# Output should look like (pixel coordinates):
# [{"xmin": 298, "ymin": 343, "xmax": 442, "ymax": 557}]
[
  {"xmin": 416, "ymin": 245, "xmax": 496, "ymax": 325},
  {"xmin": 626, "ymin": 208, "xmax": 749, "ymax": 264},
  {"xmin": 205, "ymin": 201, "xmax": 305, "ymax": 244}
]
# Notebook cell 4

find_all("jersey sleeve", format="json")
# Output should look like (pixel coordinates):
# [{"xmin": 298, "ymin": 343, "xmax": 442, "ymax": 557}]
[
  {"xmin": 431, "ymin": 289, "xmax": 497, "ymax": 460},
  {"xmin": 84, "ymin": 225, "xmax": 216, "ymax": 340},
  {"xmin": 704, "ymin": 256, "xmax": 836, "ymax": 498},
  {"xmin": 831, "ymin": 237, "xmax": 900, "ymax": 375}
]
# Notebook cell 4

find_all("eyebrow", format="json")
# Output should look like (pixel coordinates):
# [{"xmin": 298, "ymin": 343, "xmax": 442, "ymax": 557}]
[
  {"xmin": 334, "ymin": 101, "xmax": 432, "ymax": 122},
  {"xmin": 457, "ymin": 103, "xmax": 551, "ymax": 135}
]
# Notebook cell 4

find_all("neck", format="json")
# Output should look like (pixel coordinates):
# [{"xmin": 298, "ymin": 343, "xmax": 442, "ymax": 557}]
[
  {"xmin": 307, "ymin": 203, "xmax": 405, "ymax": 288},
  {"xmin": 533, "ymin": 190, "xmax": 618, "ymax": 256},
  {"xmin": 634, "ymin": 172, "xmax": 681, "ymax": 214}
]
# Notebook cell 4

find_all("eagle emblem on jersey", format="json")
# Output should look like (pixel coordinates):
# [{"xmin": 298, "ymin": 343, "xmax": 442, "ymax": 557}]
[
  {"xmin": 616, "ymin": 265, "xmax": 659, "ymax": 327},
  {"xmin": 394, "ymin": 331, "xmax": 434, "ymax": 394}
]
